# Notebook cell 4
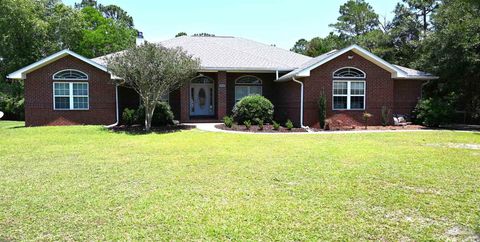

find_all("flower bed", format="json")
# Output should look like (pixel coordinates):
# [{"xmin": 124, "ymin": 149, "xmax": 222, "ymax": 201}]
[
  {"xmin": 216, "ymin": 124, "xmax": 307, "ymax": 133},
  {"xmin": 312, "ymin": 125, "xmax": 427, "ymax": 132}
]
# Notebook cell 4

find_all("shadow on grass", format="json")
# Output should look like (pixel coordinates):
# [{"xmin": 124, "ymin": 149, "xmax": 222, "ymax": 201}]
[
  {"xmin": 106, "ymin": 124, "xmax": 196, "ymax": 135},
  {"xmin": 7, "ymin": 125, "xmax": 26, "ymax": 129}
]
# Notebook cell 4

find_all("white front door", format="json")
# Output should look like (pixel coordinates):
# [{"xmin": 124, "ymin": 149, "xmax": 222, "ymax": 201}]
[{"xmin": 190, "ymin": 84, "xmax": 214, "ymax": 116}]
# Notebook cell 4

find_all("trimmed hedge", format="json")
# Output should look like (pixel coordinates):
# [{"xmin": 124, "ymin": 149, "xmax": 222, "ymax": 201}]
[{"xmin": 232, "ymin": 95, "xmax": 274, "ymax": 124}]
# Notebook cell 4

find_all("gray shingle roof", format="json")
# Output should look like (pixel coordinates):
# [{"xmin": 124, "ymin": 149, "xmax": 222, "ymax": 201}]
[
  {"xmin": 93, "ymin": 36, "xmax": 311, "ymax": 71},
  {"xmin": 92, "ymin": 37, "xmax": 435, "ymax": 80},
  {"xmin": 393, "ymin": 65, "xmax": 435, "ymax": 78},
  {"xmin": 159, "ymin": 36, "xmax": 312, "ymax": 71}
]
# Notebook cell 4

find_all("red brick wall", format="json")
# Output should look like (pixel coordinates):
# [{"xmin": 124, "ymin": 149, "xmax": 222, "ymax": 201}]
[
  {"xmin": 393, "ymin": 79, "xmax": 424, "ymax": 115},
  {"xmin": 303, "ymin": 51, "xmax": 395, "ymax": 128},
  {"xmin": 274, "ymin": 80, "xmax": 301, "ymax": 125},
  {"xmin": 25, "ymin": 55, "xmax": 116, "ymax": 126}
]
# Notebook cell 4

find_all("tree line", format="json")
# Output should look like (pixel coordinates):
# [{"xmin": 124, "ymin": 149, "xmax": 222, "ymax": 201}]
[
  {"xmin": 291, "ymin": 0, "xmax": 479, "ymax": 124},
  {"xmin": 0, "ymin": 0, "xmax": 479, "ymax": 124}
]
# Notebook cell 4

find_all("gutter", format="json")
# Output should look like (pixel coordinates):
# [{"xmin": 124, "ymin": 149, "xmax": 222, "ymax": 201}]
[
  {"xmin": 105, "ymin": 84, "xmax": 119, "ymax": 128},
  {"xmin": 292, "ymin": 77, "xmax": 308, "ymax": 129}
]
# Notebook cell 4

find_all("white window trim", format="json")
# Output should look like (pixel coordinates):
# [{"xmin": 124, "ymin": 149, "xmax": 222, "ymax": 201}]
[
  {"xmin": 53, "ymin": 69, "xmax": 89, "ymax": 81},
  {"xmin": 332, "ymin": 67, "xmax": 367, "ymax": 79},
  {"xmin": 234, "ymin": 86, "xmax": 263, "ymax": 102},
  {"xmin": 53, "ymin": 82, "xmax": 89, "ymax": 110},
  {"xmin": 234, "ymin": 75, "xmax": 263, "ymax": 102},
  {"xmin": 332, "ymin": 80, "xmax": 366, "ymax": 111},
  {"xmin": 235, "ymin": 75, "xmax": 263, "ymax": 85}
]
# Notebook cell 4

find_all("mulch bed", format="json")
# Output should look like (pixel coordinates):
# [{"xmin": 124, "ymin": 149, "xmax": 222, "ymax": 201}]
[
  {"xmin": 217, "ymin": 123, "xmax": 428, "ymax": 133},
  {"xmin": 216, "ymin": 124, "xmax": 308, "ymax": 133},
  {"xmin": 110, "ymin": 124, "xmax": 195, "ymax": 134},
  {"xmin": 311, "ymin": 125, "xmax": 427, "ymax": 132}
]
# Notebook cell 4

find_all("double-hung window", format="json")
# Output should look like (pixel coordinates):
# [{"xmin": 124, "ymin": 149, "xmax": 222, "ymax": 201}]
[
  {"xmin": 54, "ymin": 82, "xmax": 89, "ymax": 110},
  {"xmin": 53, "ymin": 70, "xmax": 89, "ymax": 110},
  {"xmin": 332, "ymin": 68, "xmax": 366, "ymax": 110},
  {"xmin": 234, "ymin": 76, "xmax": 262, "ymax": 102}
]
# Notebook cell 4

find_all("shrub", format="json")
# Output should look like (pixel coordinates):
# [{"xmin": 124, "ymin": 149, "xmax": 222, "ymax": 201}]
[
  {"xmin": 232, "ymin": 95, "xmax": 274, "ymax": 124},
  {"xmin": 324, "ymin": 119, "xmax": 331, "ymax": 130},
  {"xmin": 137, "ymin": 102, "xmax": 175, "ymax": 126},
  {"xmin": 285, "ymin": 119, "xmax": 294, "ymax": 130},
  {"xmin": 0, "ymin": 81, "xmax": 24, "ymax": 120},
  {"xmin": 414, "ymin": 95, "xmax": 456, "ymax": 127},
  {"xmin": 381, "ymin": 106, "xmax": 391, "ymax": 126},
  {"xmin": 318, "ymin": 91, "xmax": 327, "ymax": 129},
  {"xmin": 152, "ymin": 102, "xmax": 175, "ymax": 126},
  {"xmin": 243, "ymin": 120, "xmax": 252, "ymax": 130},
  {"xmin": 258, "ymin": 119, "xmax": 264, "ymax": 130},
  {"xmin": 272, "ymin": 121, "xmax": 280, "ymax": 130},
  {"xmin": 223, "ymin": 116, "xmax": 234, "ymax": 128},
  {"xmin": 362, "ymin": 112, "xmax": 373, "ymax": 129},
  {"xmin": 122, "ymin": 108, "xmax": 137, "ymax": 125}
]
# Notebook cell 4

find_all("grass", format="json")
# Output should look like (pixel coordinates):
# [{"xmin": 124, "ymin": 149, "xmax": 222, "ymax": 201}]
[{"xmin": 0, "ymin": 121, "xmax": 479, "ymax": 241}]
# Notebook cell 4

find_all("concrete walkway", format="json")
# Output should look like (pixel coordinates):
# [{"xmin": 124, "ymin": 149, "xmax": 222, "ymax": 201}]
[{"xmin": 184, "ymin": 123, "xmax": 479, "ymax": 135}]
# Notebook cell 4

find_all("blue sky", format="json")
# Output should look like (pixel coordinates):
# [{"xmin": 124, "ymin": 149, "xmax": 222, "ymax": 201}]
[{"xmin": 63, "ymin": 0, "xmax": 399, "ymax": 49}]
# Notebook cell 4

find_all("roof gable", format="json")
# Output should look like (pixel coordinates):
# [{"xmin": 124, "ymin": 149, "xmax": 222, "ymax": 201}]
[
  {"xmin": 277, "ymin": 45, "xmax": 437, "ymax": 81},
  {"xmin": 7, "ymin": 50, "xmax": 108, "ymax": 80}
]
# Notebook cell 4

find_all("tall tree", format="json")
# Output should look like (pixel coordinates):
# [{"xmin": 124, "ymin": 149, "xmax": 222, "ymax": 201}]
[
  {"xmin": 78, "ymin": 6, "xmax": 136, "ymax": 58},
  {"xmin": 107, "ymin": 43, "xmax": 200, "ymax": 131},
  {"xmin": 416, "ymin": 0, "xmax": 480, "ymax": 123},
  {"xmin": 75, "ymin": 0, "xmax": 97, "ymax": 8},
  {"xmin": 402, "ymin": 0, "xmax": 439, "ymax": 35},
  {"xmin": 290, "ymin": 39, "xmax": 309, "ymax": 55},
  {"xmin": 307, "ymin": 33, "xmax": 348, "ymax": 57},
  {"xmin": 291, "ymin": 34, "xmax": 347, "ymax": 57},
  {"xmin": 193, "ymin": 33, "xmax": 215, "ymax": 37},
  {"xmin": 329, "ymin": 0, "xmax": 380, "ymax": 38},
  {"xmin": 175, "ymin": 32, "xmax": 187, "ymax": 37},
  {"xmin": 99, "ymin": 4, "xmax": 134, "ymax": 28}
]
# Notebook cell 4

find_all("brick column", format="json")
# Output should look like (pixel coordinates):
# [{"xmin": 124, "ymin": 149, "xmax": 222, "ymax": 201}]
[
  {"xmin": 217, "ymin": 71, "xmax": 227, "ymax": 119},
  {"xmin": 180, "ymin": 84, "xmax": 189, "ymax": 122}
]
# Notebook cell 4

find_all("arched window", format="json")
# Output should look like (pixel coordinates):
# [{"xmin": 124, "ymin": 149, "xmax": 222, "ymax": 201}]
[
  {"xmin": 332, "ymin": 67, "xmax": 366, "ymax": 110},
  {"xmin": 235, "ymin": 76, "xmax": 262, "ymax": 102},
  {"xmin": 53, "ymin": 69, "xmax": 88, "ymax": 80},
  {"xmin": 191, "ymin": 76, "xmax": 214, "ymax": 84},
  {"xmin": 52, "ymin": 69, "xmax": 89, "ymax": 110},
  {"xmin": 333, "ymin": 67, "xmax": 366, "ymax": 79}
]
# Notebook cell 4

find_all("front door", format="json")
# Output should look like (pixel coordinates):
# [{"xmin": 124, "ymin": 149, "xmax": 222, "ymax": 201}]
[{"xmin": 190, "ymin": 83, "xmax": 214, "ymax": 116}]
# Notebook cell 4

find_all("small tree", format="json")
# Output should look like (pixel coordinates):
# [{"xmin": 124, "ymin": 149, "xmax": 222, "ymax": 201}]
[
  {"xmin": 318, "ymin": 91, "xmax": 327, "ymax": 129},
  {"xmin": 107, "ymin": 42, "xmax": 200, "ymax": 132},
  {"xmin": 363, "ymin": 112, "xmax": 373, "ymax": 130}
]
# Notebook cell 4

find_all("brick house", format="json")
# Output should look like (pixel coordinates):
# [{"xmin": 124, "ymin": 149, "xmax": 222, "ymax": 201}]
[{"xmin": 7, "ymin": 36, "xmax": 437, "ymax": 127}]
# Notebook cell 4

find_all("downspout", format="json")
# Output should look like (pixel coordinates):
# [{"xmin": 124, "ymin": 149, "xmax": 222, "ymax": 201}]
[
  {"xmin": 292, "ymin": 77, "xmax": 308, "ymax": 129},
  {"xmin": 105, "ymin": 84, "xmax": 119, "ymax": 128}
]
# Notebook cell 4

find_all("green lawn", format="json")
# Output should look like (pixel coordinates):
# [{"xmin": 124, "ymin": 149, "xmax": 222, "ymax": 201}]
[{"xmin": 0, "ymin": 121, "xmax": 479, "ymax": 241}]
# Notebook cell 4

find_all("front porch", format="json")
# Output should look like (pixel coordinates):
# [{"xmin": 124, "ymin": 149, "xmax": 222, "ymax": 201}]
[
  {"xmin": 117, "ymin": 71, "xmax": 289, "ymax": 124},
  {"xmin": 177, "ymin": 71, "xmax": 280, "ymax": 123}
]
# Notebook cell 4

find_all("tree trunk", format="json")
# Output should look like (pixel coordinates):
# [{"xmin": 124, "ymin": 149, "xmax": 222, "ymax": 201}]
[{"xmin": 144, "ymin": 104, "xmax": 155, "ymax": 132}]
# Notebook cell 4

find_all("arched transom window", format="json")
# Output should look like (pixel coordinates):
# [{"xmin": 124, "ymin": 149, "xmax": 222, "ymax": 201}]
[
  {"xmin": 53, "ymin": 69, "xmax": 88, "ymax": 80},
  {"xmin": 333, "ymin": 67, "xmax": 366, "ymax": 79},
  {"xmin": 332, "ymin": 67, "xmax": 366, "ymax": 110},
  {"xmin": 191, "ymin": 76, "xmax": 214, "ymax": 84},
  {"xmin": 235, "ymin": 76, "xmax": 262, "ymax": 102}
]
